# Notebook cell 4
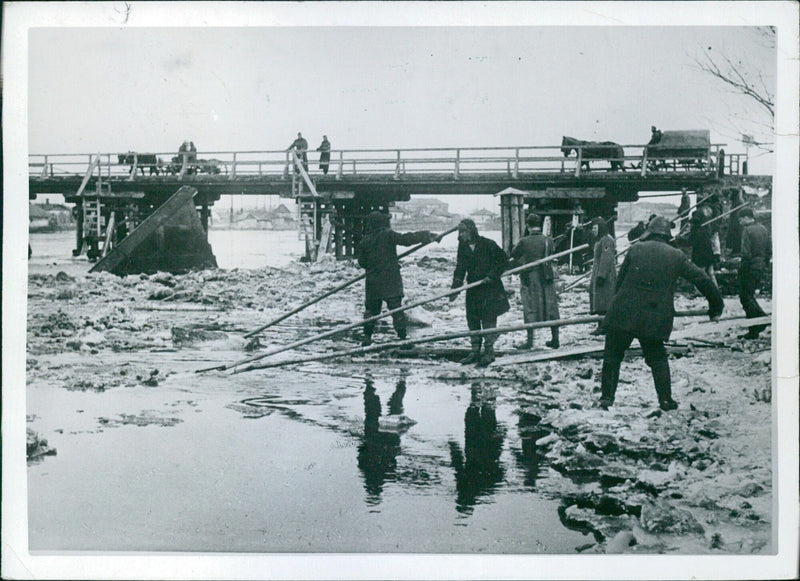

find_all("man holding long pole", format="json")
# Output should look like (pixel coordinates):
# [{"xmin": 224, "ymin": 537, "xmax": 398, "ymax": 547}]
[
  {"xmin": 597, "ymin": 216, "xmax": 724, "ymax": 412},
  {"xmin": 450, "ymin": 218, "xmax": 510, "ymax": 367},
  {"xmin": 357, "ymin": 211, "xmax": 439, "ymax": 347}
]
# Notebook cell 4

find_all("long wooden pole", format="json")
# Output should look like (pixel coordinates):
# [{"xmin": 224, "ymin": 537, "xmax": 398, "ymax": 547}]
[
  {"xmin": 195, "ymin": 242, "xmax": 589, "ymax": 373},
  {"xmin": 242, "ymin": 224, "xmax": 459, "ymax": 339},
  {"xmin": 563, "ymin": 201, "xmax": 749, "ymax": 293},
  {"xmin": 234, "ymin": 309, "xmax": 716, "ymax": 372},
  {"xmin": 577, "ymin": 191, "xmax": 716, "ymax": 270}
]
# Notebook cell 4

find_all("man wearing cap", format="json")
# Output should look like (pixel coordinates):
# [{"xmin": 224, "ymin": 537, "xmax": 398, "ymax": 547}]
[
  {"xmin": 287, "ymin": 132, "xmax": 309, "ymax": 173},
  {"xmin": 450, "ymin": 219, "xmax": 510, "ymax": 366},
  {"xmin": 737, "ymin": 208, "xmax": 771, "ymax": 339},
  {"xmin": 509, "ymin": 214, "xmax": 560, "ymax": 350},
  {"xmin": 357, "ymin": 211, "xmax": 439, "ymax": 347},
  {"xmin": 598, "ymin": 216, "xmax": 724, "ymax": 412}
]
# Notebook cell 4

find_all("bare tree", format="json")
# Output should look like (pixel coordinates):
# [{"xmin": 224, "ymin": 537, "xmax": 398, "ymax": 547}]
[{"xmin": 693, "ymin": 27, "xmax": 775, "ymax": 153}]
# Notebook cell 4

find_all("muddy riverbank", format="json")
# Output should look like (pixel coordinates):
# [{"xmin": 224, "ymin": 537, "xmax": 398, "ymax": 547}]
[{"xmin": 25, "ymin": 239, "xmax": 773, "ymax": 554}]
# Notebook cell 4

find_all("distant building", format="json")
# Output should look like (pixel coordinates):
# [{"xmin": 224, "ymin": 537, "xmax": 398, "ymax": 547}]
[
  {"xmin": 469, "ymin": 208, "xmax": 497, "ymax": 225},
  {"xmin": 392, "ymin": 197, "xmax": 457, "ymax": 229},
  {"xmin": 29, "ymin": 202, "xmax": 74, "ymax": 231}
]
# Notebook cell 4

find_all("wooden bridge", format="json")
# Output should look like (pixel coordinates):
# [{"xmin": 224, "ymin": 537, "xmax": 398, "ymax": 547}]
[{"xmin": 28, "ymin": 141, "xmax": 768, "ymax": 265}]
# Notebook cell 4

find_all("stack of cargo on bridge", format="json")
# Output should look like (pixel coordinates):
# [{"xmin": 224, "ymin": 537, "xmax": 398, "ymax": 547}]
[{"xmin": 27, "ymin": 131, "xmax": 766, "ymax": 274}]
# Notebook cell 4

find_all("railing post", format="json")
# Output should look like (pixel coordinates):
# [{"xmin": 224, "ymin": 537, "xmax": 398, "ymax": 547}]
[
  {"xmin": 394, "ymin": 150, "xmax": 401, "ymax": 180},
  {"xmin": 454, "ymin": 149, "xmax": 460, "ymax": 180},
  {"xmin": 180, "ymin": 152, "xmax": 188, "ymax": 178},
  {"xmin": 130, "ymin": 153, "xmax": 138, "ymax": 181},
  {"xmin": 284, "ymin": 152, "xmax": 290, "ymax": 179},
  {"xmin": 352, "ymin": 160, "xmax": 356, "ymax": 175},
  {"xmin": 574, "ymin": 147, "xmax": 582, "ymax": 177},
  {"xmin": 641, "ymin": 148, "xmax": 648, "ymax": 177},
  {"xmin": 41, "ymin": 155, "xmax": 49, "ymax": 178},
  {"xmin": 231, "ymin": 152, "xmax": 237, "ymax": 179},
  {"xmin": 337, "ymin": 151, "xmax": 343, "ymax": 179},
  {"xmin": 513, "ymin": 148, "xmax": 519, "ymax": 179}
]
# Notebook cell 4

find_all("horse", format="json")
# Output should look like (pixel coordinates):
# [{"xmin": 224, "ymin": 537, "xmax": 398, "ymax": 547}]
[
  {"xmin": 561, "ymin": 137, "xmax": 626, "ymax": 172},
  {"xmin": 118, "ymin": 152, "xmax": 161, "ymax": 175}
]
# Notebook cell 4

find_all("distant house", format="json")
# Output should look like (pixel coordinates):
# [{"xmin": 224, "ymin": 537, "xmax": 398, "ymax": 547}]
[
  {"xmin": 29, "ymin": 202, "xmax": 74, "ymax": 231},
  {"xmin": 396, "ymin": 197, "xmax": 449, "ymax": 217},
  {"xmin": 232, "ymin": 212, "xmax": 261, "ymax": 230},
  {"xmin": 29, "ymin": 204, "xmax": 53, "ymax": 231},
  {"xmin": 469, "ymin": 208, "xmax": 497, "ymax": 225},
  {"xmin": 269, "ymin": 204, "xmax": 295, "ymax": 228}
]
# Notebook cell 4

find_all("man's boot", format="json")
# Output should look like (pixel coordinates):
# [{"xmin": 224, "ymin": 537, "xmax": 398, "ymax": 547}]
[
  {"xmin": 394, "ymin": 315, "xmax": 413, "ymax": 349},
  {"xmin": 515, "ymin": 329, "xmax": 534, "ymax": 350},
  {"xmin": 598, "ymin": 358, "xmax": 621, "ymax": 409},
  {"xmin": 460, "ymin": 337, "xmax": 482, "ymax": 365},
  {"xmin": 361, "ymin": 320, "xmax": 375, "ymax": 347},
  {"xmin": 477, "ymin": 338, "xmax": 496, "ymax": 367},
  {"xmin": 652, "ymin": 360, "xmax": 677, "ymax": 411},
  {"xmin": 546, "ymin": 326, "xmax": 560, "ymax": 349}
]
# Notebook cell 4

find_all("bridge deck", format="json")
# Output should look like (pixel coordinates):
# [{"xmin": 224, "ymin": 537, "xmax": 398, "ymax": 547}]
[{"xmin": 29, "ymin": 143, "xmax": 751, "ymax": 204}]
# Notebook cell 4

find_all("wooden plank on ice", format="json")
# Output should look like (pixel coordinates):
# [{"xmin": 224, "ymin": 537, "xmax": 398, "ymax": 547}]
[{"xmin": 491, "ymin": 316, "xmax": 771, "ymax": 366}]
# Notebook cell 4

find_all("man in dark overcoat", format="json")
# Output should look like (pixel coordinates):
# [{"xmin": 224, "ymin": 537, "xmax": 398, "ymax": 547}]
[
  {"xmin": 737, "ymin": 207, "xmax": 771, "ymax": 339},
  {"xmin": 598, "ymin": 216, "xmax": 724, "ymax": 412},
  {"xmin": 356, "ymin": 211, "xmax": 438, "ymax": 346},
  {"xmin": 316, "ymin": 135, "xmax": 331, "ymax": 175},
  {"xmin": 450, "ymin": 218, "xmax": 510, "ymax": 366}
]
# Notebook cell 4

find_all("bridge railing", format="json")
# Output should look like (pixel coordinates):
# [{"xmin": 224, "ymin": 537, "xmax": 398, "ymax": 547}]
[{"xmin": 29, "ymin": 143, "xmax": 742, "ymax": 183}]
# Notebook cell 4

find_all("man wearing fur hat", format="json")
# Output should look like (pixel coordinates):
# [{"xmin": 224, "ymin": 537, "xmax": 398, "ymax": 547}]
[
  {"xmin": 598, "ymin": 216, "xmax": 723, "ymax": 412},
  {"xmin": 356, "ymin": 211, "xmax": 438, "ymax": 347},
  {"xmin": 450, "ymin": 219, "xmax": 510, "ymax": 366}
]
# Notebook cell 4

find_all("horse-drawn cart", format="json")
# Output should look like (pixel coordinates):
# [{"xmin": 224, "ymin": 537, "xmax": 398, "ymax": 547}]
[{"xmin": 646, "ymin": 129, "xmax": 712, "ymax": 170}]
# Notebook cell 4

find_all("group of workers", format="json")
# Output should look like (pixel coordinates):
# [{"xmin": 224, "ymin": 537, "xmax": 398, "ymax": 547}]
[{"xmin": 355, "ymin": 199, "xmax": 770, "ymax": 413}]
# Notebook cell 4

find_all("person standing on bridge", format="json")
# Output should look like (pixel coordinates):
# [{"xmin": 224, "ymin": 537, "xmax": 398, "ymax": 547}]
[
  {"xmin": 356, "ymin": 211, "xmax": 439, "ymax": 347},
  {"xmin": 287, "ymin": 132, "xmax": 309, "ymax": 173},
  {"xmin": 597, "ymin": 216, "xmax": 723, "ymax": 412},
  {"xmin": 450, "ymin": 218, "xmax": 510, "ymax": 367},
  {"xmin": 509, "ymin": 214, "xmax": 560, "ymax": 350},
  {"xmin": 316, "ymin": 135, "xmax": 331, "ymax": 175}
]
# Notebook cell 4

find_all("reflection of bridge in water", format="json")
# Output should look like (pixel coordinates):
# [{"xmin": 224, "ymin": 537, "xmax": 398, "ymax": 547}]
[{"xmin": 28, "ymin": 142, "xmax": 768, "ymax": 264}]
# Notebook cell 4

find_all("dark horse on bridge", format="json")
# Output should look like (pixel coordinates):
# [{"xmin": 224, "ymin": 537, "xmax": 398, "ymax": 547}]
[
  {"xmin": 118, "ymin": 152, "xmax": 162, "ymax": 175},
  {"xmin": 561, "ymin": 137, "xmax": 625, "ymax": 172}
]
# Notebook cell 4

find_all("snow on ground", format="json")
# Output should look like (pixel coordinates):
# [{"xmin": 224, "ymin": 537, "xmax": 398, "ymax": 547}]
[{"xmin": 25, "ymin": 250, "xmax": 773, "ymax": 554}]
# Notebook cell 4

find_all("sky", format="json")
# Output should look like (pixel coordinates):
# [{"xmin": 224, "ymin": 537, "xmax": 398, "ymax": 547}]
[{"xmin": 27, "ymin": 20, "xmax": 777, "ymax": 214}]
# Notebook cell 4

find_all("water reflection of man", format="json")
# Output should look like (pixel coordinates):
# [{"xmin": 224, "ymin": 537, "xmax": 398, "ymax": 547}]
[
  {"xmin": 448, "ymin": 384, "xmax": 506, "ymax": 515},
  {"xmin": 357, "ymin": 376, "xmax": 407, "ymax": 505}
]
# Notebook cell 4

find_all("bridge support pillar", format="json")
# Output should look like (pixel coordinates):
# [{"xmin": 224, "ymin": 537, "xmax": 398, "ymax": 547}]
[
  {"xmin": 500, "ymin": 192, "xmax": 525, "ymax": 254},
  {"xmin": 200, "ymin": 204, "xmax": 210, "ymax": 233}
]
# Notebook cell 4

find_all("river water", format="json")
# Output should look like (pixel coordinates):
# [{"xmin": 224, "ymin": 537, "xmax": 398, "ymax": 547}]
[{"xmin": 26, "ymin": 229, "xmax": 590, "ymax": 553}]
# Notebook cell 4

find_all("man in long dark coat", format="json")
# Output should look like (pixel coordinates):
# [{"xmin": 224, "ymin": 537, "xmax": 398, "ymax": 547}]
[
  {"xmin": 737, "ymin": 208, "xmax": 771, "ymax": 339},
  {"xmin": 356, "ymin": 211, "xmax": 437, "ymax": 346},
  {"xmin": 598, "ymin": 216, "xmax": 724, "ymax": 412},
  {"xmin": 589, "ymin": 217, "xmax": 617, "ymax": 334},
  {"xmin": 316, "ymin": 135, "xmax": 331, "ymax": 175},
  {"xmin": 509, "ymin": 214, "xmax": 560, "ymax": 349},
  {"xmin": 450, "ymin": 218, "xmax": 510, "ymax": 366}
]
